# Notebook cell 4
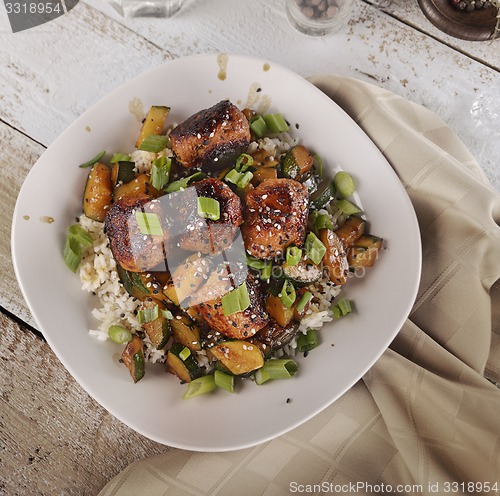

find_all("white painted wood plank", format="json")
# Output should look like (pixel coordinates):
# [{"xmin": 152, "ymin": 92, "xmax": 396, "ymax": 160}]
[
  {"xmin": 369, "ymin": 0, "xmax": 500, "ymax": 70},
  {"xmin": 0, "ymin": 312, "xmax": 168, "ymax": 495},
  {"xmin": 0, "ymin": 2, "xmax": 172, "ymax": 146},
  {"xmin": 0, "ymin": 122, "xmax": 42, "ymax": 328}
]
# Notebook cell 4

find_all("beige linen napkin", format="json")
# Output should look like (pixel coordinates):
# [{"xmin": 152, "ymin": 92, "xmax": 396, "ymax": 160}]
[{"xmin": 99, "ymin": 76, "xmax": 500, "ymax": 496}]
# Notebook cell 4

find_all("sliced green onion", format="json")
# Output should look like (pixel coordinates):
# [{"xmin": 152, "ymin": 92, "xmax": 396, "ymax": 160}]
[
  {"xmin": 313, "ymin": 154, "xmax": 323, "ymax": 177},
  {"xmin": 304, "ymin": 232, "xmax": 326, "ymax": 265},
  {"xmin": 260, "ymin": 261, "xmax": 272, "ymax": 281},
  {"xmin": 224, "ymin": 168, "xmax": 242, "ymax": 185},
  {"xmin": 332, "ymin": 298, "xmax": 352, "ymax": 318},
  {"xmin": 225, "ymin": 169, "xmax": 253, "ymax": 189},
  {"xmin": 237, "ymin": 171, "xmax": 253, "ymax": 188},
  {"xmin": 235, "ymin": 153, "xmax": 254, "ymax": 172},
  {"xmin": 280, "ymin": 280, "xmax": 296, "ymax": 308},
  {"xmin": 249, "ymin": 115, "xmax": 268, "ymax": 138},
  {"xmin": 297, "ymin": 329, "xmax": 319, "ymax": 353},
  {"xmin": 68, "ymin": 224, "xmax": 93, "ymax": 247},
  {"xmin": 295, "ymin": 291, "xmax": 313, "ymax": 314},
  {"xmin": 165, "ymin": 171, "xmax": 206, "ymax": 193},
  {"xmin": 335, "ymin": 199, "xmax": 362, "ymax": 215},
  {"xmin": 286, "ymin": 246, "xmax": 302, "ymax": 266},
  {"xmin": 334, "ymin": 171, "xmax": 356, "ymax": 198},
  {"xmin": 214, "ymin": 370, "xmax": 235, "ymax": 393},
  {"xmin": 255, "ymin": 359, "xmax": 299, "ymax": 385},
  {"xmin": 110, "ymin": 153, "xmax": 131, "ymax": 163},
  {"xmin": 332, "ymin": 305, "xmax": 342, "ymax": 319},
  {"xmin": 183, "ymin": 375, "xmax": 216, "ymax": 399},
  {"xmin": 150, "ymin": 156, "xmax": 171, "ymax": 190},
  {"xmin": 162, "ymin": 309, "xmax": 174, "ymax": 320},
  {"xmin": 179, "ymin": 346, "xmax": 191, "ymax": 361},
  {"xmin": 246, "ymin": 255, "xmax": 272, "ymax": 280},
  {"xmin": 197, "ymin": 196, "xmax": 220, "ymax": 221},
  {"xmin": 315, "ymin": 213, "xmax": 334, "ymax": 231},
  {"xmin": 135, "ymin": 212, "xmax": 163, "ymax": 236},
  {"xmin": 108, "ymin": 325, "xmax": 133, "ymax": 344},
  {"xmin": 246, "ymin": 254, "xmax": 267, "ymax": 270},
  {"xmin": 137, "ymin": 304, "xmax": 159, "ymax": 324},
  {"xmin": 263, "ymin": 113, "xmax": 289, "ymax": 133},
  {"xmin": 138, "ymin": 134, "xmax": 170, "ymax": 152},
  {"xmin": 78, "ymin": 150, "xmax": 105, "ymax": 168},
  {"xmin": 222, "ymin": 282, "xmax": 251, "ymax": 316},
  {"xmin": 63, "ymin": 235, "xmax": 82, "ymax": 272}
]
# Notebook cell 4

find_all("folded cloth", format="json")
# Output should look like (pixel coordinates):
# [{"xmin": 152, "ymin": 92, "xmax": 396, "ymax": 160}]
[{"xmin": 99, "ymin": 76, "xmax": 500, "ymax": 496}]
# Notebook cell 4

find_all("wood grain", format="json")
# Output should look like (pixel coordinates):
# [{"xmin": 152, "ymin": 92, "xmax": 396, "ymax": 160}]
[
  {"xmin": 0, "ymin": 311, "xmax": 168, "ymax": 495},
  {"xmin": 0, "ymin": 121, "xmax": 42, "ymax": 328},
  {"xmin": 368, "ymin": 0, "xmax": 500, "ymax": 68},
  {"xmin": 0, "ymin": 1, "xmax": 172, "ymax": 147},
  {"xmin": 417, "ymin": 0, "xmax": 498, "ymax": 41}
]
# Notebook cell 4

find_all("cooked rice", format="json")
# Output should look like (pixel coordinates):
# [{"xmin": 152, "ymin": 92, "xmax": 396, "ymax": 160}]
[{"xmin": 78, "ymin": 133, "xmax": 342, "ymax": 367}]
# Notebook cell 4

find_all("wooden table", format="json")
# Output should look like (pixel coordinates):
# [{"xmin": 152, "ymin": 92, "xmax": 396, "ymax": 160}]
[{"xmin": 1, "ymin": 1, "xmax": 498, "ymax": 493}]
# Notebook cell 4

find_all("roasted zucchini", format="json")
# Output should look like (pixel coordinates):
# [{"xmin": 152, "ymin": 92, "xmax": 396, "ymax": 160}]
[
  {"xmin": 163, "ymin": 253, "xmax": 211, "ymax": 306},
  {"xmin": 347, "ymin": 235, "xmax": 383, "ymax": 269},
  {"xmin": 250, "ymin": 320, "xmax": 299, "ymax": 358},
  {"xmin": 252, "ymin": 167, "xmax": 278, "ymax": 185},
  {"xmin": 283, "ymin": 259, "xmax": 322, "ymax": 286},
  {"xmin": 83, "ymin": 162, "xmax": 113, "ymax": 222},
  {"xmin": 111, "ymin": 161, "xmax": 135, "ymax": 187},
  {"xmin": 334, "ymin": 217, "xmax": 365, "ymax": 248},
  {"xmin": 170, "ymin": 314, "xmax": 201, "ymax": 351},
  {"xmin": 281, "ymin": 145, "xmax": 314, "ymax": 180},
  {"xmin": 249, "ymin": 147, "xmax": 280, "ymax": 168},
  {"xmin": 166, "ymin": 342, "xmax": 203, "ymax": 383},
  {"xmin": 319, "ymin": 228, "xmax": 349, "ymax": 285},
  {"xmin": 310, "ymin": 179, "xmax": 335, "ymax": 210},
  {"xmin": 135, "ymin": 106, "xmax": 170, "ymax": 148},
  {"xmin": 117, "ymin": 265, "xmax": 163, "ymax": 301},
  {"xmin": 113, "ymin": 173, "xmax": 161, "ymax": 200},
  {"xmin": 140, "ymin": 299, "xmax": 170, "ymax": 349},
  {"xmin": 121, "ymin": 334, "xmax": 145, "ymax": 383},
  {"xmin": 210, "ymin": 340, "xmax": 264, "ymax": 375},
  {"xmin": 266, "ymin": 294, "xmax": 294, "ymax": 327}
]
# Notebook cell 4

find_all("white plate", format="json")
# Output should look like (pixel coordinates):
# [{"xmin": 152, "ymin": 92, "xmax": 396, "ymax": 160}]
[{"xmin": 12, "ymin": 54, "xmax": 421, "ymax": 452}]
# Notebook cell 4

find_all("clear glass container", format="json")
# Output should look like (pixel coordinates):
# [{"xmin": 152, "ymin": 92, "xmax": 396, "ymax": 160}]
[
  {"xmin": 111, "ymin": 0, "xmax": 183, "ymax": 17},
  {"xmin": 286, "ymin": 0, "xmax": 355, "ymax": 36}
]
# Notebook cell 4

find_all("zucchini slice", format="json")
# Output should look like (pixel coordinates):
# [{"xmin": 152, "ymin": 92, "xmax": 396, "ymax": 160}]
[
  {"xmin": 116, "ymin": 265, "xmax": 163, "ymax": 301},
  {"xmin": 113, "ymin": 173, "xmax": 161, "ymax": 200},
  {"xmin": 121, "ymin": 335, "xmax": 145, "ymax": 383},
  {"xmin": 281, "ymin": 145, "xmax": 314, "ymax": 180},
  {"xmin": 252, "ymin": 167, "xmax": 278, "ymax": 185},
  {"xmin": 250, "ymin": 321, "xmax": 299, "ymax": 358},
  {"xmin": 83, "ymin": 162, "xmax": 113, "ymax": 222},
  {"xmin": 310, "ymin": 179, "xmax": 335, "ymax": 210},
  {"xmin": 140, "ymin": 299, "xmax": 170, "ymax": 349},
  {"xmin": 170, "ymin": 314, "xmax": 201, "ymax": 351},
  {"xmin": 210, "ymin": 340, "xmax": 264, "ymax": 375},
  {"xmin": 249, "ymin": 148, "xmax": 280, "ymax": 168},
  {"xmin": 111, "ymin": 161, "xmax": 136, "ymax": 187},
  {"xmin": 347, "ymin": 235, "xmax": 383, "ymax": 269},
  {"xmin": 283, "ymin": 259, "xmax": 322, "ymax": 286},
  {"xmin": 335, "ymin": 217, "xmax": 365, "ymax": 248},
  {"xmin": 265, "ymin": 295, "xmax": 294, "ymax": 327},
  {"xmin": 319, "ymin": 229, "xmax": 349, "ymax": 285},
  {"xmin": 163, "ymin": 253, "xmax": 211, "ymax": 306},
  {"xmin": 166, "ymin": 342, "xmax": 203, "ymax": 383},
  {"xmin": 135, "ymin": 106, "xmax": 170, "ymax": 148}
]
